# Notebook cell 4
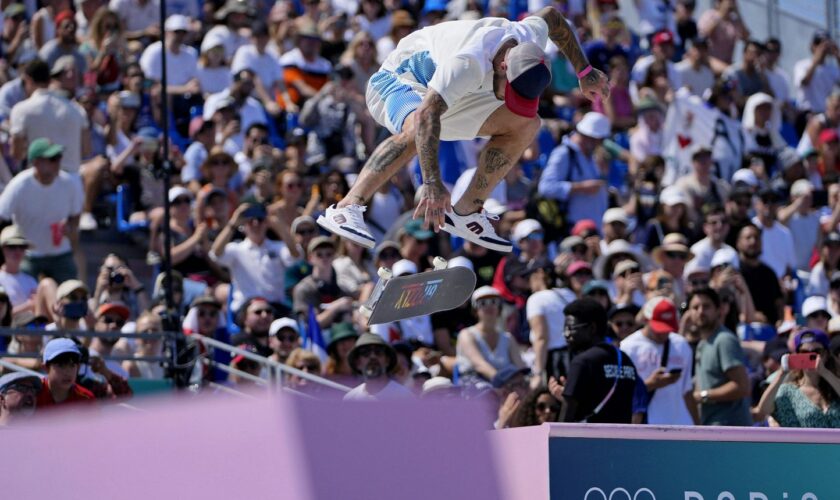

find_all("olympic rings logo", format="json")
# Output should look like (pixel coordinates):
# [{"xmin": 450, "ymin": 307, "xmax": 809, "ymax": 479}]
[{"xmin": 583, "ymin": 487, "xmax": 656, "ymax": 500}]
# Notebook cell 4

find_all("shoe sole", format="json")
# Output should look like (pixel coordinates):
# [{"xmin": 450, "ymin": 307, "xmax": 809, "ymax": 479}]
[
  {"xmin": 442, "ymin": 218, "xmax": 512, "ymax": 253},
  {"xmin": 317, "ymin": 215, "xmax": 376, "ymax": 249}
]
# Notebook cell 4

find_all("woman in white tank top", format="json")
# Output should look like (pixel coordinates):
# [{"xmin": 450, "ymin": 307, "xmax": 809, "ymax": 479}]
[{"xmin": 456, "ymin": 286, "xmax": 525, "ymax": 382}]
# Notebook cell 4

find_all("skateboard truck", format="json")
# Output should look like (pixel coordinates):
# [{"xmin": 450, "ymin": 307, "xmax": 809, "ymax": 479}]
[{"xmin": 358, "ymin": 257, "xmax": 448, "ymax": 320}]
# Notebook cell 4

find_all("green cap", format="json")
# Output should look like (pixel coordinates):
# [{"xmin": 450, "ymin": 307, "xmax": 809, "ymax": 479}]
[
  {"xmin": 401, "ymin": 219, "xmax": 434, "ymax": 241},
  {"xmin": 27, "ymin": 138, "xmax": 64, "ymax": 162},
  {"xmin": 3, "ymin": 3, "xmax": 25, "ymax": 17}
]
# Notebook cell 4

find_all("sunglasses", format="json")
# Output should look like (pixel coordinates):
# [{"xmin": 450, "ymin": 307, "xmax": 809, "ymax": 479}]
[
  {"xmin": 379, "ymin": 250, "xmax": 400, "ymax": 260},
  {"xmin": 565, "ymin": 322, "xmax": 591, "ymax": 333},
  {"xmin": 101, "ymin": 316, "xmax": 126, "ymax": 327},
  {"xmin": 572, "ymin": 245, "xmax": 587, "ymax": 254},
  {"xmin": 612, "ymin": 320, "xmax": 635, "ymax": 328},
  {"xmin": 356, "ymin": 345, "xmax": 388, "ymax": 357},
  {"xmin": 536, "ymin": 402, "xmax": 561, "ymax": 413},
  {"xmin": 277, "ymin": 334, "xmax": 298, "ymax": 343},
  {"xmin": 475, "ymin": 298, "xmax": 501, "ymax": 308},
  {"xmin": 315, "ymin": 251, "xmax": 335, "ymax": 259},
  {"xmin": 251, "ymin": 308, "xmax": 273, "ymax": 316},
  {"xmin": 523, "ymin": 232, "xmax": 544, "ymax": 241},
  {"xmin": 664, "ymin": 251, "xmax": 688, "ymax": 260},
  {"xmin": 296, "ymin": 363, "xmax": 319, "ymax": 372},
  {"xmin": 572, "ymin": 270, "xmax": 593, "ymax": 278},
  {"xmin": 51, "ymin": 358, "xmax": 79, "ymax": 368},
  {"xmin": 798, "ymin": 347, "xmax": 826, "ymax": 355},
  {"xmin": 4, "ymin": 245, "xmax": 27, "ymax": 251},
  {"xmin": 689, "ymin": 278, "xmax": 709, "ymax": 287},
  {"xmin": 198, "ymin": 309, "xmax": 219, "ymax": 318},
  {"xmin": 296, "ymin": 228, "xmax": 316, "ymax": 236},
  {"xmin": 172, "ymin": 197, "xmax": 191, "ymax": 206}
]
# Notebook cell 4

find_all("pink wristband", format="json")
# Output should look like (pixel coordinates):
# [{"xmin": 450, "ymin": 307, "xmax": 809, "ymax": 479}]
[{"xmin": 577, "ymin": 65, "xmax": 593, "ymax": 79}]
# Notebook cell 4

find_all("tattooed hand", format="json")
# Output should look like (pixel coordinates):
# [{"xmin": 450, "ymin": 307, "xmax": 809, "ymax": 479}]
[
  {"xmin": 579, "ymin": 67, "xmax": 610, "ymax": 102},
  {"xmin": 413, "ymin": 180, "xmax": 451, "ymax": 232}
]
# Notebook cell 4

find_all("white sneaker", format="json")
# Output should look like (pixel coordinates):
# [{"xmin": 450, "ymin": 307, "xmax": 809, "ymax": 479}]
[
  {"xmin": 442, "ymin": 209, "xmax": 512, "ymax": 253},
  {"xmin": 79, "ymin": 212, "xmax": 98, "ymax": 231},
  {"xmin": 317, "ymin": 204, "xmax": 376, "ymax": 249}
]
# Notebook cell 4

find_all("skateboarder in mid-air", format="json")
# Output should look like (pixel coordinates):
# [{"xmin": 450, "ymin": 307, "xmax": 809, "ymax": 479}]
[{"xmin": 317, "ymin": 6, "xmax": 610, "ymax": 253}]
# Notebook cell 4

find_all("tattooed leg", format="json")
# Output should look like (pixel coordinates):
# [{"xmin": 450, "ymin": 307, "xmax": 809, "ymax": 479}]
[
  {"xmin": 453, "ymin": 108, "xmax": 541, "ymax": 214},
  {"xmin": 337, "ymin": 118, "xmax": 418, "ymax": 208}
]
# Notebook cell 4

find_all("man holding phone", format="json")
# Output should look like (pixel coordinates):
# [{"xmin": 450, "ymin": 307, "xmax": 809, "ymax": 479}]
[{"xmin": 621, "ymin": 297, "xmax": 698, "ymax": 425}]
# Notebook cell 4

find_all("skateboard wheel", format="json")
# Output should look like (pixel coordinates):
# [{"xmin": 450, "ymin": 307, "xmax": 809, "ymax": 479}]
[
  {"xmin": 377, "ymin": 267, "xmax": 393, "ymax": 279},
  {"xmin": 433, "ymin": 256, "xmax": 447, "ymax": 270},
  {"xmin": 359, "ymin": 305, "xmax": 372, "ymax": 318}
]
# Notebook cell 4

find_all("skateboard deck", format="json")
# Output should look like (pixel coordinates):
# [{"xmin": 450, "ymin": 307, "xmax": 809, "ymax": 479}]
[{"xmin": 362, "ymin": 265, "xmax": 476, "ymax": 325}]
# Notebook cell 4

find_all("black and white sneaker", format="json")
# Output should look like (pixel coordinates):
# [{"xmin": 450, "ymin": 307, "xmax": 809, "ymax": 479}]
[
  {"xmin": 442, "ymin": 209, "xmax": 512, "ymax": 253},
  {"xmin": 317, "ymin": 204, "xmax": 377, "ymax": 249}
]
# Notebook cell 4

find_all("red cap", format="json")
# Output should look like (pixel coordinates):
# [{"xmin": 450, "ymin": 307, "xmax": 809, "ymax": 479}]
[
  {"xmin": 566, "ymin": 260, "xmax": 593, "ymax": 277},
  {"xmin": 97, "ymin": 302, "xmax": 130, "ymax": 321},
  {"xmin": 819, "ymin": 128, "xmax": 839, "ymax": 145},
  {"xmin": 652, "ymin": 30, "xmax": 675, "ymax": 47},
  {"xmin": 54, "ymin": 10, "xmax": 75, "ymax": 29},
  {"xmin": 643, "ymin": 297, "xmax": 679, "ymax": 335},
  {"xmin": 504, "ymin": 42, "xmax": 551, "ymax": 118},
  {"xmin": 571, "ymin": 219, "xmax": 599, "ymax": 237}
]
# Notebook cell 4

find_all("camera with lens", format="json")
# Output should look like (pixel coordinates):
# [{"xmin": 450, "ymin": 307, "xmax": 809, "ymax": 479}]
[{"xmin": 108, "ymin": 267, "xmax": 125, "ymax": 286}]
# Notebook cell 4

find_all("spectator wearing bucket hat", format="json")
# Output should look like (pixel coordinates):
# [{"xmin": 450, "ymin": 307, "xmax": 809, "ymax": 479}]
[
  {"xmin": 324, "ymin": 321, "xmax": 360, "ymax": 383},
  {"xmin": 36, "ymin": 337, "xmax": 95, "ymax": 408},
  {"xmin": 539, "ymin": 112, "xmax": 611, "ymax": 230},
  {"xmin": 0, "ymin": 225, "xmax": 41, "ymax": 313},
  {"xmin": 344, "ymin": 332, "xmax": 413, "ymax": 401},
  {"xmin": 0, "ymin": 372, "xmax": 42, "ymax": 426},
  {"xmin": 0, "ymin": 137, "xmax": 83, "ymax": 284},
  {"xmin": 651, "ymin": 233, "xmax": 694, "ymax": 301}
]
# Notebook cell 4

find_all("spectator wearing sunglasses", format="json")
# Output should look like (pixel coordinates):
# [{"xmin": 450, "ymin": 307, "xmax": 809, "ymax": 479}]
[
  {"xmin": 36, "ymin": 338, "xmax": 95, "ymax": 409},
  {"xmin": 344, "ymin": 332, "xmax": 413, "ymax": 401},
  {"xmin": 268, "ymin": 317, "xmax": 300, "ymax": 365},
  {"xmin": 509, "ymin": 386, "xmax": 562, "ymax": 428},
  {"xmin": 89, "ymin": 302, "xmax": 131, "ymax": 380},
  {"xmin": 608, "ymin": 303, "xmax": 640, "ymax": 342},
  {"xmin": 756, "ymin": 329, "xmax": 840, "ymax": 428},
  {"xmin": 456, "ymin": 286, "xmax": 525, "ymax": 385},
  {"xmin": 651, "ymin": 233, "xmax": 694, "ymax": 303},
  {"xmin": 0, "ymin": 372, "xmax": 41, "ymax": 426},
  {"xmin": 285, "ymin": 347, "xmax": 322, "ymax": 391}
]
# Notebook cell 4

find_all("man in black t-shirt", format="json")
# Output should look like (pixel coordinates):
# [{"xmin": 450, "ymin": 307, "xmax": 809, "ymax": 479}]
[
  {"xmin": 560, "ymin": 299, "xmax": 644, "ymax": 424},
  {"xmin": 736, "ymin": 224, "xmax": 784, "ymax": 325}
]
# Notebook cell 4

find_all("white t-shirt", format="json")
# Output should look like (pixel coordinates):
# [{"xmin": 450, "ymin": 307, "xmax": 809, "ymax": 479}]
[
  {"xmin": 232, "ymin": 44, "xmax": 283, "ymax": 90},
  {"xmin": 9, "ymin": 89, "xmax": 88, "ymax": 174},
  {"xmin": 381, "ymin": 16, "xmax": 548, "ymax": 108},
  {"xmin": 343, "ymin": 379, "xmax": 414, "ymax": 401},
  {"xmin": 689, "ymin": 238, "xmax": 734, "ymax": 270},
  {"xmin": 0, "ymin": 169, "xmax": 83, "ymax": 256},
  {"xmin": 139, "ymin": 42, "xmax": 199, "ymax": 86},
  {"xmin": 793, "ymin": 58, "xmax": 840, "ymax": 112},
  {"xmin": 0, "ymin": 269, "xmax": 38, "ymax": 307},
  {"xmin": 752, "ymin": 217, "xmax": 796, "ymax": 278},
  {"xmin": 209, "ymin": 237, "xmax": 288, "ymax": 311},
  {"xmin": 674, "ymin": 60, "xmax": 715, "ymax": 97},
  {"xmin": 620, "ymin": 330, "xmax": 694, "ymax": 426},
  {"xmin": 109, "ymin": 0, "xmax": 160, "ymax": 33},
  {"xmin": 197, "ymin": 66, "xmax": 232, "ymax": 96},
  {"xmin": 766, "ymin": 66, "xmax": 791, "ymax": 105},
  {"xmin": 525, "ymin": 287, "xmax": 576, "ymax": 350}
]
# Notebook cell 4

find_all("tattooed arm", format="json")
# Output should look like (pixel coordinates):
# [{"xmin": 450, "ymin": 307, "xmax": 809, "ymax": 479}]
[
  {"xmin": 412, "ymin": 90, "xmax": 451, "ymax": 231},
  {"xmin": 536, "ymin": 6, "xmax": 610, "ymax": 101}
]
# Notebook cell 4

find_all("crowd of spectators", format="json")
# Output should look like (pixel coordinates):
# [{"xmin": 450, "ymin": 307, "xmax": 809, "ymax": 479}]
[{"xmin": 0, "ymin": 0, "xmax": 840, "ymax": 430}]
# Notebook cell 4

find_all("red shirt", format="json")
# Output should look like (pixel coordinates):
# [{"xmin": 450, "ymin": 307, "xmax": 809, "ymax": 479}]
[{"xmin": 36, "ymin": 379, "xmax": 96, "ymax": 408}]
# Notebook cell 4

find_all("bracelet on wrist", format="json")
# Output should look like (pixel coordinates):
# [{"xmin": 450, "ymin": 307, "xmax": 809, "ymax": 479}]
[{"xmin": 577, "ymin": 65, "xmax": 593, "ymax": 79}]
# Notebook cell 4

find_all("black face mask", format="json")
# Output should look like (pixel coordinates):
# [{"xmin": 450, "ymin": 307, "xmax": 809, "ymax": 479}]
[{"xmin": 62, "ymin": 301, "xmax": 88, "ymax": 320}]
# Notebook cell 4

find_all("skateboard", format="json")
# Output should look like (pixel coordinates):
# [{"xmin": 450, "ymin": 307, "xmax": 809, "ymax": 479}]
[{"xmin": 360, "ymin": 257, "xmax": 477, "ymax": 325}]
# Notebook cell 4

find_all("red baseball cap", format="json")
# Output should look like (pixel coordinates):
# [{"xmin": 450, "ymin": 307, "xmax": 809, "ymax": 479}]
[
  {"xmin": 504, "ymin": 42, "xmax": 552, "ymax": 118},
  {"xmin": 819, "ymin": 128, "xmax": 839, "ymax": 145},
  {"xmin": 571, "ymin": 219, "xmax": 599, "ymax": 237},
  {"xmin": 652, "ymin": 30, "xmax": 675, "ymax": 47},
  {"xmin": 566, "ymin": 260, "xmax": 592, "ymax": 277},
  {"xmin": 643, "ymin": 296, "xmax": 679, "ymax": 335}
]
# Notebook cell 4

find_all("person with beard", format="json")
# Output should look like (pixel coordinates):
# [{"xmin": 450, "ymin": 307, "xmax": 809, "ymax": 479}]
[
  {"xmin": 559, "ymin": 298, "xmax": 643, "ymax": 423},
  {"xmin": 688, "ymin": 287, "xmax": 752, "ymax": 426},
  {"xmin": 268, "ymin": 318, "xmax": 301, "ymax": 365},
  {"xmin": 736, "ymin": 223, "xmax": 784, "ymax": 326},
  {"xmin": 0, "ymin": 373, "xmax": 41, "ymax": 426},
  {"xmin": 343, "ymin": 332, "xmax": 413, "ymax": 401},
  {"xmin": 36, "ymin": 338, "xmax": 95, "ymax": 408},
  {"xmin": 230, "ymin": 297, "xmax": 275, "ymax": 357}
]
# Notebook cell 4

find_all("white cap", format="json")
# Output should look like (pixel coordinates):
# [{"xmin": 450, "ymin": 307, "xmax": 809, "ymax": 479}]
[
  {"xmin": 164, "ymin": 14, "xmax": 190, "ymax": 32},
  {"xmin": 511, "ymin": 218, "xmax": 543, "ymax": 242},
  {"xmin": 576, "ymin": 112, "xmax": 611, "ymax": 140},
  {"xmin": 269, "ymin": 317, "xmax": 299, "ymax": 337},
  {"xmin": 683, "ymin": 258, "xmax": 710, "ymax": 279},
  {"xmin": 447, "ymin": 256, "xmax": 474, "ymax": 271},
  {"xmin": 602, "ymin": 207, "xmax": 629, "ymax": 226},
  {"xmin": 168, "ymin": 186, "xmax": 192, "ymax": 203},
  {"xmin": 802, "ymin": 295, "xmax": 829, "ymax": 318},
  {"xmin": 201, "ymin": 30, "xmax": 227, "ymax": 53},
  {"xmin": 710, "ymin": 247, "xmax": 739, "ymax": 270},
  {"xmin": 659, "ymin": 186, "xmax": 690, "ymax": 207},
  {"xmin": 471, "ymin": 285, "xmax": 501, "ymax": 304},
  {"xmin": 422, "ymin": 376, "xmax": 454, "ymax": 395},
  {"xmin": 790, "ymin": 179, "xmax": 814, "ymax": 197},
  {"xmin": 732, "ymin": 168, "xmax": 759, "ymax": 188},
  {"xmin": 392, "ymin": 259, "xmax": 417, "ymax": 277}
]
